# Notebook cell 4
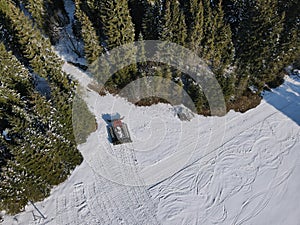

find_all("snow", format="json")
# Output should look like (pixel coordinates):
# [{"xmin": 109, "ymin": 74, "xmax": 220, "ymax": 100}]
[
  {"xmin": 2, "ymin": 65, "xmax": 299, "ymax": 224},
  {"xmin": 2, "ymin": 129, "xmax": 11, "ymax": 141},
  {"xmin": 32, "ymin": 73, "xmax": 51, "ymax": 99},
  {"xmin": 54, "ymin": 0, "xmax": 85, "ymax": 64}
]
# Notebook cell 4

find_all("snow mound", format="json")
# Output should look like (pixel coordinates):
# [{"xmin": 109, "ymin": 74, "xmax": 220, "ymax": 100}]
[{"xmin": 174, "ymin": 105, "xmax": 195, "ymax": 121}]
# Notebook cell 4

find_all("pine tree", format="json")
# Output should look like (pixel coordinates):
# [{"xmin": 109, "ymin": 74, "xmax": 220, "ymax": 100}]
[
  {"xmin": 0, "ymin": 42, "xmax": 52, "ymax": 213},
  {"xmin": 0, "ymin": 2, "xmax": 83, "ymax": 214},
  {"xmin": 185, "ymin": 0, "xmax": 204, "ymax": 55},
  {"xmin": 236, "ymin": 0, "xmax": 285, "ymax": 90},
  {"xmin": 142, "ymin": 0, "xmax": 161, "ymax": 40},
  {"xmin": 128, "ymin": 0, "xmax": 146, "ymax": 39},
  {"xmin": 0, "ymin": 0, "xmax": 68, "ymax": 89},
  {"xmin": 201, "ymin": 0, "xmax": 234, "ymax": 74},
  {"xmin": 74, "ymin": 0, "xmax": 103, "ymax": 65},
  {"xmin": 23, "ymin": 0, "xmax": 45, "ymax": 29},
  {"xmin": 21, "ymin": 0, "xmax": 69, "ymax": 44},
  {"xmin": 160, "ymin": 0, "xmax": 187, "ymax": 46},
  {"xmin": 277, "ymin": 0, "xmax": 300, "ymax": 73},
  {"xmin": 100, "ymin": 0, "xmax": 135, "ymax": 49},
  {"xmin": 210, "ymin": 1, "xmax": 234, "ymax": 75},
  {"xmin": 76, "ymin": 0, "xmax": 102, "ymax": 39},
  {"xmin": 100, "ymin": 0, "xmax": 137, "ymax": 89}
]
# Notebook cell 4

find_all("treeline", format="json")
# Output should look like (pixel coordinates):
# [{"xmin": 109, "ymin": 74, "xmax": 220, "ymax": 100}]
[
  {"xmin": 0, "ymin": 0, "xmax": 82, "ymax": 214},
  {"xmin": 72, "ymin": 0, "xmax": 299, "ymax": 113}
]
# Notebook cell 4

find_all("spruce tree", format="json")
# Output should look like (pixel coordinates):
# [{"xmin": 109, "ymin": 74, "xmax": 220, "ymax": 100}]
[
  {"xmin": 128, "ymin": 0, "xmax": 146, "ymax": 39},
  {"xmin": 100, "ymin": 0, "xmax": 137, "ymax": 88},
  {"xmin": 23, "ymin": 0, "xmax": 45, "ymax": 30},
  {"xmin": 160, "ymin": 0, "xmax": 187, "ymax": 46},
  {"xmin": 142, "ymin": 0, "xmax": 161, "ymax": 40},
  {"xmin": 0, "ymin": 2, "xmax": 83, "ymax": 214},
  {"xmin": 236, "ymin": 0, "xmax": 285, "ymax": 90},
  {"xmin": 100, "ymin": 0, "xmax": 135, "ymax": 49},
  {"xmin": 74, "ymin": 0, "xmax": 103, "ymax": 65},
  {"xmin": 186, "ymin": 0, "xmax": 204, "ymax": 55}
]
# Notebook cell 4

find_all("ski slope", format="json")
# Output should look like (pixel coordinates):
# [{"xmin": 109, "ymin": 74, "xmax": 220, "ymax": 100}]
[{"xmin": 1, "ymin": 64, "xmax": 299, "ymax": 225}]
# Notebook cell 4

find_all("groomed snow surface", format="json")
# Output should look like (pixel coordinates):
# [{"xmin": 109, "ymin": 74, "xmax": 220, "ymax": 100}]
[{"xmin": 2, "ymin": 64, "xmax": 300, "ymax": 225}]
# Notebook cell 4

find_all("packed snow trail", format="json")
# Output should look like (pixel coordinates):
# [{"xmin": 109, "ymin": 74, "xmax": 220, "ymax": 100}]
[
  {"xmin": 65, "ymin": 64, "xmax": 300, "ymax": 225},
  {"xmin": 2, "ymin": 64, "xmax": 300, "ymax": 225}
]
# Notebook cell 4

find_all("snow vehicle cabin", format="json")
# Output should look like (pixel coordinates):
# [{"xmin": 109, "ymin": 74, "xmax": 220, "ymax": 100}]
[{"xmin": 105, "ymin": 113, "xmax": 132, "ymax": 145}]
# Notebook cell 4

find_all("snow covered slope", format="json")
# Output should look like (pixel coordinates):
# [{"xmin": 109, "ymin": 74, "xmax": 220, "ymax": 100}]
[{"xmin": 2, "ymin": 65, "xmax": 299, "ymax": 225}]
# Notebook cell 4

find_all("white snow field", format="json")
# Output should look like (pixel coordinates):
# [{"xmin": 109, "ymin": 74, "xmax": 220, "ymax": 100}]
[{"xmin": 2, "ymin": 64, "xmax": 300, "ymax": 225}]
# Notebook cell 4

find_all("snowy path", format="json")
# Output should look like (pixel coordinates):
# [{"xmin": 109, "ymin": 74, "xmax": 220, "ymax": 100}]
[
  {"xmin": 64, "ymin": 63, "xmax": 300, "ymax": 225},
  {"xmin": 2, "ymin": 64, "xmax": 300, "ymax": 225}
]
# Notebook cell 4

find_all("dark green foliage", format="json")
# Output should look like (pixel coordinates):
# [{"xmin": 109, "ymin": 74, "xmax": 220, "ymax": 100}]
[
  {"xmin": 0, "ymin": 0, "xmax": 82, "ymax": 214},
  {"xmin": 185, "ymin": 0, "xmax": 204, "ymax": 54},
  {"xmin": 21, "ymin": 0, "xmax": 69, "ymax": 44},
  {"xmin": 99, "ymin": 0, "xmax": 137, "ymax": 89},
  {"xmin": 74, "ymin": 0, "xmax": 103, "ymax": 64},
  {"xmin": 142, "ymin": 0, "xmax": 161, "ymax": 40},
  {"xmin": 0, "ymin": 41, "xmax": 83, "ymax": 214},
  {"xmin": 234, "ymin": 0, "xmax": 285, "ymax": 90},
  {"xmin": 160, "ymin": 0, "xmax": 187, "ymax": 46},
  {"xmin": 128, "ymin": 0, "xmax": 146, "ymax": 39},
  {"xmin": 223, "ymin": 0, "xmax": 299, "ymax": 97},
  {"xmin": 100, "ymin": 0, "xmax": 135, "ymax": 49},
  {"xmin": 72, "ymin": 94, "xmax": 97, "ymax": 144}
]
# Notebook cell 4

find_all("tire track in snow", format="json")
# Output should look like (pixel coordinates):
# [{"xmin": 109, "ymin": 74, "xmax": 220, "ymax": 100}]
[
  {"xmin": 63, "ymin": 62, "xmax": 300, "ymax": 224},
  {"xmin": 113, "ymin": 144, "xmax": 159, "ymax": 224}
]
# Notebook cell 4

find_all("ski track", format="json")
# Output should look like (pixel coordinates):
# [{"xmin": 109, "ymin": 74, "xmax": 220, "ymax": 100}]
[
  {"xmin": 65, "ymin": 62, "xmax": 299, "ymax": 225},
  {"xmin": 151, "ymin": 113, "xmax": 299, "ymax": 225},
  {"xmin": 52, "ymin": 143, "xmax": 159, "ymax": 225},
  {"xmin": 2, "ymin": 64, "xmax": 299, "ymax": 225}
]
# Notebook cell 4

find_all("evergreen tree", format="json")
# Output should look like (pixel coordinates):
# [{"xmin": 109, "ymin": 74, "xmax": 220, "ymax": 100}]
[
  {"xmin": 201, "ymin": 0, "xmax": 234, "ymax": 75},
  {"xmin": 235, "ymin": 0, "xmax": 285, "ymax": 90},
  {"xmin": 100, "ymin": 0, "xmax": 137, "ymax": 88},
  {"xmin": 0, "ymin": 0, "xmax": 68, "ymax": 89},
  {"xmin": 21, "ymin": 0, "xmax": 69, "ymax": 44},
  {"xmin": 75, "ymin": 0, "xmax": 102, "ymax": 39},
  {"xmin": 142, "ymin": 0, "xmax": 161, "ymax": 40},
  {"xmin": 23, "ymin": 0, "xmax": 45, "ymax": 29},
  {"xmin": 277, "ymin": 0, "xmax": 300, "ymax": 73},
  {"xmin": 74, "ymin": 0, "xmax": 103, "ymax": 64},
  {"xmin": 186, "ymin": 0, "xmax": 204, "ymax": 55},
  {"xmin": 210, "ymin": 1, "xmax": 234, "ymax": 75},
  {"xmin": 160, "ymin": 0, "xmax": 187, "ymax": 46},
  {"xmin": 0, "ymin": 2, "xmax": 83, "ymax": 214},
  {"xmin": 100, "ymin": 0, "xmax": 135, "ymax": 49},
  {"xmin": 128, "ymin": 0, "xmax": 146, "ymax": 39}
]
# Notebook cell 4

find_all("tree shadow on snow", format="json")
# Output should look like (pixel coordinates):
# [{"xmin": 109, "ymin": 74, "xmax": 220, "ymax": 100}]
[{"xmin": 263, "ymin": 75, "xmax": 300, "ymax": 126}]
